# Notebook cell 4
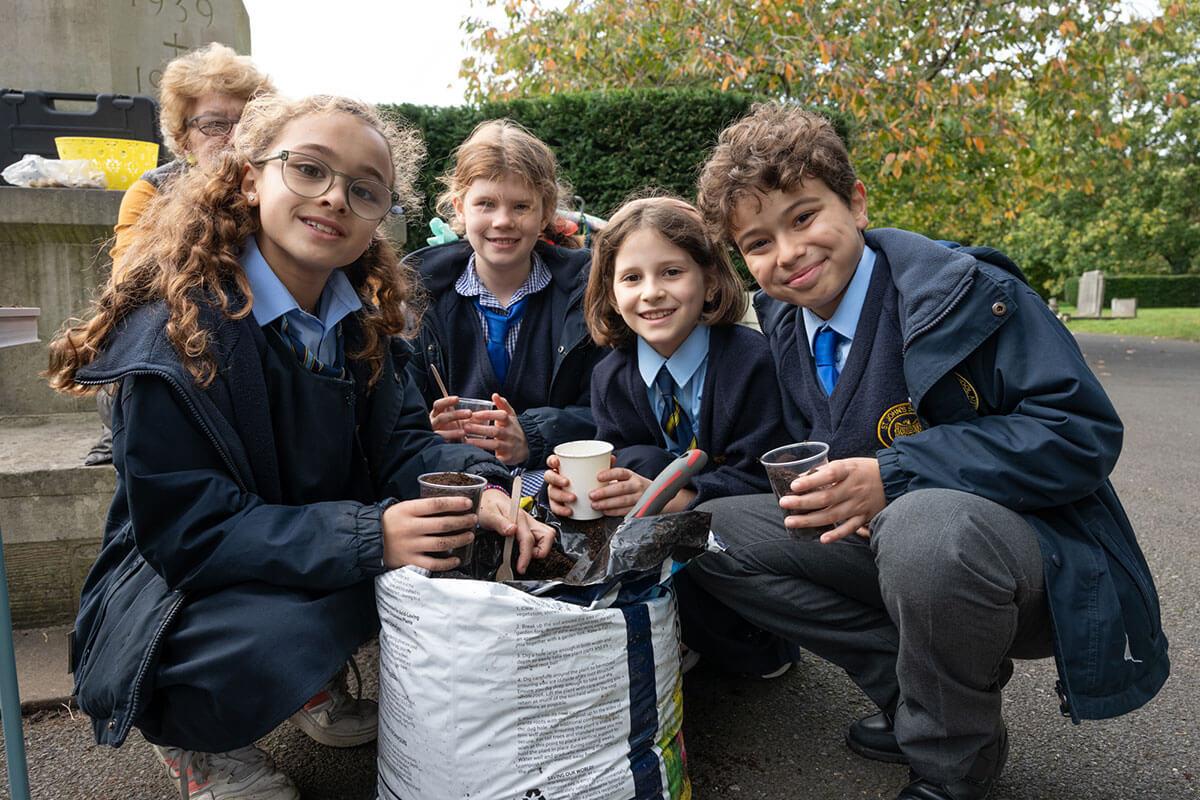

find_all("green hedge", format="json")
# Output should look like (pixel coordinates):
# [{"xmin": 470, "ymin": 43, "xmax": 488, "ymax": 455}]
[
  {"xmin": 381, "ymin": 88, "xmax": 851, "ymax": 246},
  {"xmin": 1062, "ymin": 274, "xmax": 1200, "ymax": 308}
]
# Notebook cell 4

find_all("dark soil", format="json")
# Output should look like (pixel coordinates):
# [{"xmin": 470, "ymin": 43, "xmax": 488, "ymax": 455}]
[
  {"xmin": 765, "ymin": 465, "xmax": 803, "ymax": 498},
  {"xmin": 518, "ymin": 545, "xmax": 577, "ymax": 581},
  {"xmin": 420, "ymin": 472, "xmax": 483, "ymax": 488},
  {"xmin": 570, "ymin": 516, "xmax": 615, "ymax": 560}
]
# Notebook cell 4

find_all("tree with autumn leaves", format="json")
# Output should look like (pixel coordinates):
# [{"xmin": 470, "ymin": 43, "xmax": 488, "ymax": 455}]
[{"xmin": 459, "ymin": 0, "xmax": 1198, "ymax": 293}]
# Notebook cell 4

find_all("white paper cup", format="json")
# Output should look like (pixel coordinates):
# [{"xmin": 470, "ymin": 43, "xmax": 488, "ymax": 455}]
[{"xmin": 553, "ymin": 439, "xmax": 614, "ymax": 521}]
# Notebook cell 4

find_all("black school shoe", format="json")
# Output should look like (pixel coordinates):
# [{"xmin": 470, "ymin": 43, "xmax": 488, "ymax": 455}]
[
  {"xmin": 851, "ymin": 658, "xmax": 1015, "ymax": 767},
  {"xmin": 896, "ymin": 724, "xmax": 1009, "ymax": 800},
  {"xmin": 846, "ymin": 711, "xmax": 908, "ymax": 764}
]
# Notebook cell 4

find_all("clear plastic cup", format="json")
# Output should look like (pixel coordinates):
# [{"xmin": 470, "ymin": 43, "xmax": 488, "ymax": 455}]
[
  {"xmin": 760, "ymin": 441, "xmax": 831, "ymax": 498},
  {"xmin": 417, "ymin": 471, "xmax": 488, "ymax": 567},
  {"xmin": 760, "ymin": 442, "xmax": 832, "ymax": 538},
  {"xmin": 456, "ymin": 397, "xmax": 496, "ymax": 441},
  {"xmin": 552, "ymin": 439, "xmax": 614, "ymax": 521}
]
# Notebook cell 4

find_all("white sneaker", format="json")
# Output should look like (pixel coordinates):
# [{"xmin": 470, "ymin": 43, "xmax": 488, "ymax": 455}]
[
  {"xmin": 153, "ymin": 744, "xmax": 298, "ymax": 800},
  {"xmin": 289, "ymin": 662, "xmax": 378, "ymax": 748},
  {"xmin": 759, "ymin": 661, "xmax": 794, "ymax": 680}
]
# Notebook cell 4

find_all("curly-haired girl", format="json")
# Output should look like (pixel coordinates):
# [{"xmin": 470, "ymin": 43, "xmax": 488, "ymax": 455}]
[{"xmin": 48, "ymin": 94, "xmax": 553, "ymax": 800}]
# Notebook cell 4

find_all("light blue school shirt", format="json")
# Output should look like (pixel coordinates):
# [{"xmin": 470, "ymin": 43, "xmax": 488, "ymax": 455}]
[
  {"xmin": 241, "ymin": 234, "xmax": 362, "ymax": 366},
  {"xmin": 637, "ymin": 324, "xmax": 709, "ymax": 437},
  {"xmin": 802, "ymin": 244, "xmax": 876, "ymax": 372}
]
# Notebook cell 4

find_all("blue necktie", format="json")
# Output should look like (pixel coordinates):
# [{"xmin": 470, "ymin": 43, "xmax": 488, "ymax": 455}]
[
  {"xmin": 814, "ymin": 325, "xmax": 841, "ymax": 396},
  {"xmin": 655, "ymin": 365, "xmax": 697, "ymax": 455},
  {"xmin": 475, "ymin": 296, "xmax": 527, "ymax": 385}
]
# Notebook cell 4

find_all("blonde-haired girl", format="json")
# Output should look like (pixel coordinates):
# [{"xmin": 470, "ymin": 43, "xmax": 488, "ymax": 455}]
[
  {"xmin": 406, "ymin": 119, "xmax": 605, "ymax": 493},
  {"xmin": 49, "ymin": 95, "xmax": 552, "ymax": 800}
]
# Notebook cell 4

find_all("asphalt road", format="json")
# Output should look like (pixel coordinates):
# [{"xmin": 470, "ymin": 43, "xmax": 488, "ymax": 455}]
[{"xmin": 3, "ymin": 332, "xmax": 1196, "ymax": 800}]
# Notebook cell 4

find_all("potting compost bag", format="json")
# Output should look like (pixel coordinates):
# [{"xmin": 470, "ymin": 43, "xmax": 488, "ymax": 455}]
[
  {"xmin": 471, "ymin": 509, "xmax": 715, "ymax": 589},
  {"xmin": 375, "ymin": 567, "xmax": 692, "ymax": 800}
]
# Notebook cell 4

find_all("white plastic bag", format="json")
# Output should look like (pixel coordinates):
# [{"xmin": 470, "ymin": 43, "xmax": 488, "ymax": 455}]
[
  {"xmin": 376, "ymin": 568, "xmax": 691, "ymax": 800},
  {"xmin": 1, "ymin": 154, "xmax": 106, "ymax": 189}
]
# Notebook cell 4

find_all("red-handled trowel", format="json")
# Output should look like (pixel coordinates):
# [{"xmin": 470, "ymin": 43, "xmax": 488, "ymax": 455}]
[{"xmin": 624, "ymin": 449, "xmax": 708, "ymax": 520}]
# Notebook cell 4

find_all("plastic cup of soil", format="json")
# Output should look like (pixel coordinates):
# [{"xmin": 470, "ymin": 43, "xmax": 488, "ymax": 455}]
[
  {"xmin": 455, "ymin": 397, "xmax": 496, "ymax": 441},
  {"xmin": 760, "ymin": 442, "xmax": 832, "ymax": 537},
  {"xmin": 552, "ymin": 439, "xmax": 615, "ymax": 521},
  {"xmin": 417, "ymin": 472, "xmax": 488, "ymax": 567}
]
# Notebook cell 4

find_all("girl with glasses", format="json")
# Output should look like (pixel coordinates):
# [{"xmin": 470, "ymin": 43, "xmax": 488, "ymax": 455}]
[{"xmin": 47, "ymin": 94, "xmax": 554, "ymax": 800}]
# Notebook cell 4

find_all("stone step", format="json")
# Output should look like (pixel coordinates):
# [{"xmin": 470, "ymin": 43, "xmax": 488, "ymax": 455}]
[{"xmin": 0, "ymin": 412, "xmax": 112, "ymax": 628}]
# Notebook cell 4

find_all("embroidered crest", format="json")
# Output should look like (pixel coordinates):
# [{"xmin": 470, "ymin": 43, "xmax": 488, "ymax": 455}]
[
  {"xmin": 955, "ymin": 372, "xmax": 980, "ymax": 410},
  {"xmin": 877, "ymin": 402, "xmax": 925, "ymax": 447}
]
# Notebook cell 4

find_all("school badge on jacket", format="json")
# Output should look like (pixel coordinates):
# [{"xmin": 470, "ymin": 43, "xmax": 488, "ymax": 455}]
[{"xmin": 877, "ymin": 373, "xmax": 979, "ymax": 447}]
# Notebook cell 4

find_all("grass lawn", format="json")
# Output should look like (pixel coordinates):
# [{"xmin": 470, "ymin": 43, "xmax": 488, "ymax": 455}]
[{"xmin": 1058, "ymin": 305, "xmax": 1200, "ymax": 342}]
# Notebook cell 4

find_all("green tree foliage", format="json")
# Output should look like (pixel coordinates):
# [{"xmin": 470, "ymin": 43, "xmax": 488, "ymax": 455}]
[
  {"xmin": 459, "ymin": 0, "xmax": 1200, "ymax": 296},
  {"xmin": 384, "ymin": 90, "xmax": 849, "ymax": 246}
]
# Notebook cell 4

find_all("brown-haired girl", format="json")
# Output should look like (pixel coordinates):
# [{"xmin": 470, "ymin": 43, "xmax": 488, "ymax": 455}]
[
  {"xmin": 405, "ymin": 120, "xmax": 604, "ymax": 497},
  {"xmin": 48, "ymin": 95, "xmax": 552, "ymax": 800},
  {"xmin": 546, "ymin": 194, "xmax": 795, "ymax": 678},
  {"xmin": 546, "ymin": 195, "xmax": 788, "ymax": 516}
]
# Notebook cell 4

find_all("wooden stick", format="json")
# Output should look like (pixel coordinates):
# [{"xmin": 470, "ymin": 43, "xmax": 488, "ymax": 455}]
[
  {"xmin": 429, "ymin": 363, "xmax": 451, "ymax": 399},
  {"xmin": 497, "ymin": 472, "xmax": 523, "ymax": 582}
]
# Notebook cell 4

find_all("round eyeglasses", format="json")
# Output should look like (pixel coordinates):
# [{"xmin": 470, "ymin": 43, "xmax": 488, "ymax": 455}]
[
  {"xmin": 254, "ymin": 150, "xmax": 399, "ymax": 221},
  {"xmin": 187, "ymin": 116, "xmax": 238, "ymax": 137}
]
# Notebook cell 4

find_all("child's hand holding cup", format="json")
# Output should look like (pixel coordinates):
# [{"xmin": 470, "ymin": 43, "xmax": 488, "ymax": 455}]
[{"xmin": 546, "ymin": 440, "xmax": 614, "ymax": 520}]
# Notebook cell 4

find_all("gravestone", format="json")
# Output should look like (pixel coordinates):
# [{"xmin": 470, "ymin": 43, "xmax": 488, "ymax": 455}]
[
  {"xmin": 1076, "ymin": 270, "xmax": 1105, "ymax": 319},
  {"xmin": 1111, "ymin": 298, "xmax": 1138, "ymax": 319},
  {"xmin": 0, "ymin": 0, "xmax": 251, "ymax": 97}
]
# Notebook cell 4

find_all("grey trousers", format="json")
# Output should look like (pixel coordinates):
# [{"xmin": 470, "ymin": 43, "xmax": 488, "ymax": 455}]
[{"xmin": 688, "ymin": 488, "xmax": 1054, "ymax": 783}]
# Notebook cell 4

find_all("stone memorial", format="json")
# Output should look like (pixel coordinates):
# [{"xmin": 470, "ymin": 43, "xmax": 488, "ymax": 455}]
[
  {"xmin": 1076, "ymin": 270, "xmax": 1105, "ymax": 319},
  {"xmin": 1, "ymin": 0, "xmax": 250, "ymax": 96},
  {"xmin": 1111, "ymin": 298, "xmax": 1138, "ymax": 319}
]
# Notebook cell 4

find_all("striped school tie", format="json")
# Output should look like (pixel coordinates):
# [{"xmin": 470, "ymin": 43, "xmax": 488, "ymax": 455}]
[
  {"xmin": 273, "ymin": 315, "xmax": 346, "ymax": 379},
  {"xmin": 813, "ymin": 325, "xmax": 841, "ymax": 396},
  {"xmin": 654, "ymin": 365, "xmax": 698, "ymax": 455}
]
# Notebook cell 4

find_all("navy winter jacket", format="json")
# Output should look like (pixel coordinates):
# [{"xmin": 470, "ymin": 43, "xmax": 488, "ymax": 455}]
[
  {"xmin": 68, "ymin": 295, "xmax": 511, "ymax": 747},
  {"xmin": 591, "ymin": 324, "xmax": 789, "ymax": 506},
  {"xmin": 756, "ymin": 228, "xmax": 1169, "ymax": 722},
  {"xmin": 403, "ymin": 240, "xmax": 605, "ymax": 469}
]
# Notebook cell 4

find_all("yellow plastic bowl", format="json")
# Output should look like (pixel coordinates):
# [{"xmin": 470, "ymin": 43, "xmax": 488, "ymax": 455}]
[{"xmin": 54, "ymin": 137, "xmax": 159, "ymax": 191}]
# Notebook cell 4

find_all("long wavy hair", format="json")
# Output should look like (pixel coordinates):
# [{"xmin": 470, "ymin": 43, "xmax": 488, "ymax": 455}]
[{"xmin": 47, "ymin": 95, "xmax": 427, "ymax": 394}]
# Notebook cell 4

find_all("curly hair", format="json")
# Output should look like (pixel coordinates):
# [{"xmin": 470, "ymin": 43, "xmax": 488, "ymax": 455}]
[
  {"xmin": 47, "ymin": 95, "xmax": 427, "ymax": 394},
  {"xmin": 158, "ymin": 42, "xmax": 275, "ymax": 158},
  {"xmin": 696, "ymin": 103, "xmax": 857, "ymax": 245},
  {"xmin": 435, "ymin": 119, "xmax": 570, "ymax": 241},
  {"xmin": 585, "ymin": 194, "xmax": 747, "ymax": 350}
]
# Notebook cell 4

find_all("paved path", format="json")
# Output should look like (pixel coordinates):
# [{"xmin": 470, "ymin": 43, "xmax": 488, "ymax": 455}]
[{"xmin": 2, "ymin": 333, "xmax": 1196, "ymax": 799}]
